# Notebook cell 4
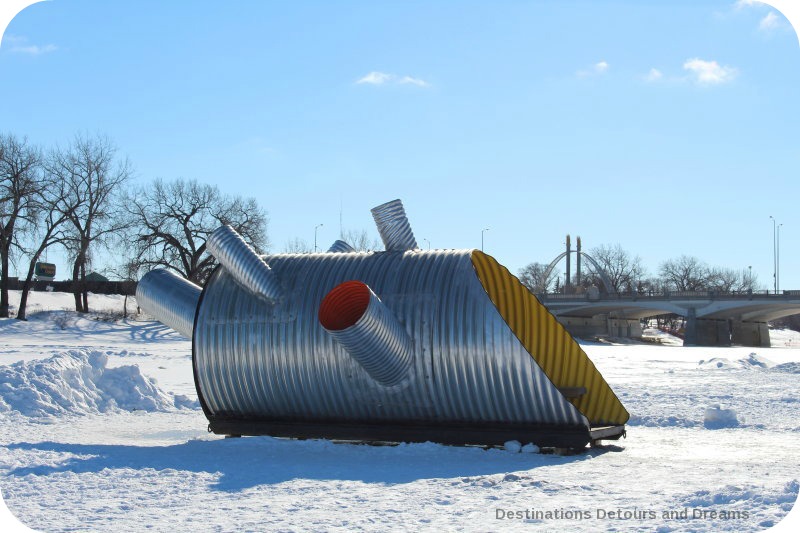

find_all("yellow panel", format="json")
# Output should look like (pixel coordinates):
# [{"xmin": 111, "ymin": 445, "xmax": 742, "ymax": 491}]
[{"xmin": 471, "ymin": 251, "xmax": 629, "ymax": 426}]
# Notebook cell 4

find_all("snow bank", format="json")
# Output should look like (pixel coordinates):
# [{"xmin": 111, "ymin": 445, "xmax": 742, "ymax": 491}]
[
  {"xmin": 0, "ymin": 349, "xmax": 190, "ymax": 417},
  {"xmin": 698, "ymin": 352, "xmax": 775, "ymax": 370},
  {"xmin": 772, "ymin": 362, "xmax": 800, "ymax": 374},
  {"xmin": 703, "ymin": 405, "xmax": 739, "ymax": 429},
  {"xmin": 681, "ymin": 479, "xmax": 798, "ymax": 512}
]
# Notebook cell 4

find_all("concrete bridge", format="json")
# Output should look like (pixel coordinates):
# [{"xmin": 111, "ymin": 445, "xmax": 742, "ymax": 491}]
[{"xmin": 537, "ymin": 290, "xmax": 800, "ymax": 347}]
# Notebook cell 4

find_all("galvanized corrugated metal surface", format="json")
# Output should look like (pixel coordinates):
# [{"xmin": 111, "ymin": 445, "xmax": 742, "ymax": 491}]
[
  {"xmin": 206, "ymin": 224, "xmax": 282, "ymax": 301},
  {"xmin": 136, "ymin": 269, "xmax": 201, "ymax": 339},
  {"xmin": 193, "ymin": 249, "xmax": 588, "ymax": 427},
  {"xmin": 320, "ymin": 281, "xmax": 414, "ymax": 386},
  {"xmin": 471, "ymin": 251, "xmax": 630, "ymax": 426},
  {"xmin": 327, "ymin": 240, "xmax": 356, "ymax": 253},
  {"xmin": 370, "ymin": 199, "xmax": 418, "ymax": 251}
]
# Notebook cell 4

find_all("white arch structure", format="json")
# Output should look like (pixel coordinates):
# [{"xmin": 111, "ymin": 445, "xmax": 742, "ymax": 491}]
[{"xmin": 542, "ymin": 251, "xmax": 617, "ymax": 296}]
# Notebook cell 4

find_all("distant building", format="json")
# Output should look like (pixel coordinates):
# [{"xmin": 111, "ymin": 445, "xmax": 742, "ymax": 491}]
[{"xmin": 85, "ymin": 272, "xmax": 109, "ymax": 282}]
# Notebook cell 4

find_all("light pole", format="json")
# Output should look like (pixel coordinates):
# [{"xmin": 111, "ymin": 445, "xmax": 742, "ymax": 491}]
[
  {"xmin": 778, "ymin": 223, "xmax": 783, "ymax": 293},
  {"xmin": 481, "ymin": 228, "xmax": 489, "ymax": 252},
  {"xmin": 314, "ymin": 223, "xmax": 323, "ymax": 252},
  {"xmin": 770, "ymin": 216, "xmax": 777, "ymax": 294},
  {"xmin": 423, "ymin": 238, "xmax": 430, "ymax": 250}
]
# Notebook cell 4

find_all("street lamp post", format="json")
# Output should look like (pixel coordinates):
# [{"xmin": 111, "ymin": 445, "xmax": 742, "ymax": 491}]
[
  {"xmin": 481, "ymin": 228, "xmax": 490, "ymax": 252},
  {"xmin": 423, "ymin": 238, "xmax": 430, "ymax": 250},
  {"xmin": 770, "ymin": 216, "xmax": 777, "ymax": 294},
  {"xmin": 778, "ymin": 223, "xmax": 783, "ymax": 293},
  {"xmin": 314, "ymin": 223, "xmax": 323, "ymax": 252}
]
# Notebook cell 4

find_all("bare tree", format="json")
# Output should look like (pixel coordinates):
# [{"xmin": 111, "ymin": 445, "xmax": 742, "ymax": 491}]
[
  {"xmin": 125, "ymin": 178, "xmax": 268, "ymax": 284},
  {"xmin": 706, "ymin": 267, "xmax": 740, "ymax": 292},
  {"xmin": 739, "ymin": 267, "xmax": 760, "ymax": 292},
  {"xmin": 659, "ymin": 255, "xmax": 709, "ymax": 291},
  {"xmin": 0, "ymin": 133, "xmax": 42, "ymax": 317},
  {"xmin": 586, "ymin": 244, "xmax": 646, "ymax": 293},
  {"xmin": 341, "ymin": 229, "xmax": 381, "ymax": 252},
  {"xmin": 103, "ymin": 258, "xmax": 143, "ymax": 319},
  {"xmin": 16, "ymin": 177, "xmax": 72, "ymax": 320},
  {"xmin": 518, "ymin": 262, "xmax": 560, "ymax": 293},
  {"xmin": 48, "ymin": 134, "xmax": 132, "ymax": 312},
  {"xmin": 283, "ymin": 237, "xmax": 312, "ymax": 253},
  {"xmin": 638, "ymin": 276, "xmax": 668, "ymax": 295}
]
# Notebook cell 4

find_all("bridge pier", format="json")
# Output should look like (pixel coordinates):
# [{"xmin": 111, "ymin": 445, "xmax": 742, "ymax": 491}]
[
  {"xmin": 557, "ymin": 315, "xmax": 643, "ymax": 340},
  {"xmin": 684, "ymin": 310, "xmax": 731, "ymax": 346},
  {"xmin": 730, "ymin": 320, "xmax": 770, "ymax": 347}
]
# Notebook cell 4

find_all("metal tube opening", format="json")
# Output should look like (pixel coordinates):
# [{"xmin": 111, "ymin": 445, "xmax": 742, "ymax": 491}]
[{"xmin": 319, "ymin": 280, "xmax": 413, "ymax": 386}]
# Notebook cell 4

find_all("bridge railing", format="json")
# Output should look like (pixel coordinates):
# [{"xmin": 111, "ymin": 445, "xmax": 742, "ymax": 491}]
[{"xmin": 537, "ymin": 289, "xmax": 798, "ymax": 302}]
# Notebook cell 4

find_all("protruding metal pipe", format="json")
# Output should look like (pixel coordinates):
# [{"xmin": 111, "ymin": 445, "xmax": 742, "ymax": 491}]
[
  {"xmin": 327, "ymin": 240, "xmax": 356, "ymax": 253},
  {"xmin": 136, "ymin": 269, "xmax": 201, "ymax": 338},
  {"xmin": 319, "ymin": 280, "xmax": 413, "ymax": 387},
  {"xmin": 207, "ymin": 225, "xmax": 281, "ymax": 301},
  {"xmin": 370, "ymin": 199, "xmax": 418, "ymax": 252}
]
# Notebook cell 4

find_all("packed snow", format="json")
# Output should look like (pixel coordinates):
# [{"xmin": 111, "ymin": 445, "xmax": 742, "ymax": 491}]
[
  {"xmin": 703, "ymin": 405, "xmax": 739, "ymax": 430},
  {"xmin": 1, "ymin": 290, "xmax": 799, "ymax": 532},
  {"xmin": 0, "ymin": 349, "xmax": 196, "ymax": 417}
]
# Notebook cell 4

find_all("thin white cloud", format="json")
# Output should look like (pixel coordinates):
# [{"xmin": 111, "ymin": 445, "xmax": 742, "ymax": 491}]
[
  {"xmin": 734, "ymin": 0, "xmax": 763, "ymax": 8},
  {"xmin": 683, "ymin": 58, "xmax": 738, "ymax": 85},
  {"xmin": 759, "ymin": 11, "xmax": 781, "ymax": 31},
  {"xmin": 576, "ymin": 60, "xmax": 609, "ymax": 78},
  {"xmin": 2, "ymin": 34, "xmax": 57, "ymax": 55},
  {"xmin": 356, "ymin": 71, "xmax": 393, "ymax": 85},
  {"xmin": 11, "ymin": 43, "xmax": 57, "ymax": 55},
  {"xmin": 644, "ymin": 68, "xmax": 663, "ymax": 82},
  {"xmin": 398, "ymin": 75, "xmax": 429, "ymax": 87},
  {"xmin": 356, "ymin": 71, "xmax": 430, "ymax": 87}
]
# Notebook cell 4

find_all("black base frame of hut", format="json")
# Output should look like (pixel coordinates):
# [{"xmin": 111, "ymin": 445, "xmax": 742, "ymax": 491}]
[{"xmin": 207, "ymin": 417, "xmax": 626, "ymax": 450}]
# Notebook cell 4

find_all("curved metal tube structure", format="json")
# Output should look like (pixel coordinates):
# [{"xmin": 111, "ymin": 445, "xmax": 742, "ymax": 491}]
[
  {"xmin": 327, "ymin": 240, "xmax": 356, "ymax": 253},
  {"xmin": 138, "ymin": 200, "xmax": 629, "ymax": 448},
  {"xmin": 319, "ymin": 281, "xmax": 413, "ymax": 387},
  {"xmin": 371, "ymin": 199, "xmax": 418, "ymax": 251},
  {"xmin": 206, "ymin": 224, "xmax": 282, "ymax": 301},
  {"xmin": 136, "ymin": 269, "xmax": 201, "ymax": 338}
]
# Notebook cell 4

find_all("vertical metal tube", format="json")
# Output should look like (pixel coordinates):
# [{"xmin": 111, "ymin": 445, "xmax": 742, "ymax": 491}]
[
  {"xmin": 565, "ymin": 234, "xmax": 571, "ymax": 291},
  {"xmin": 371, "ymin": 199, "xmax": 418, "ymax": 252},
  {"xmin": 576, "ymin": 236, "xmax": 582, "ymax": 288},
  {"xmin": 207, "ymin": 225, "xmax": 282, "ymax": 301},
  {"xmin": 136, "ymin": 269, "xmax": 201, "ymax": 338},
  {"xmin": 319, "ymin": 280, "xmax": 413, "ymax": 386}
]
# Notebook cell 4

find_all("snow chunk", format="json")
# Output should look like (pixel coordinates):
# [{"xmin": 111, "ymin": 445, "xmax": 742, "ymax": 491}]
[
  {"xmin": 173, "ymin": 394, "xmax": 200, "ymax": 410},
  {"xmin": 698, "ymin": 352, "xmax": 775, "ymax": 370},
  {"xmin": 0, "ymin": 349, "xmax": 178, "ymax": 417},
  {"xmin": 697, "ymin": 357, "xmax": 737, "ymax": 369},
  {"xmin": 520, "ymin": 443, "xmax": 540, "ymax": 454},
  {"xmin": 740, "ymin": 352, "xmax": 775, "ymax": 368},
  {"xmin": 703, "ymin": 404, "xmax": 739, "ymax": 429},
  {"xmin": 503, "ymin": 440, "xmax": 522, "ymax": 453}
]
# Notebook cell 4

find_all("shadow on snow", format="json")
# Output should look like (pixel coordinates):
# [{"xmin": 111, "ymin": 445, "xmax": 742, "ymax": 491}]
[{"xmin": 5, "ymin": 437, "xmax": 623, "ymax": 492}]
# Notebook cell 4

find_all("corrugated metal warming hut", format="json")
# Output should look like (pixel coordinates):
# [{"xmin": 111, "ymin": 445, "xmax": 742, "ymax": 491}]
[{"xmin": 137, "ymin": 199, "xmax": 629, "ymax": 450}]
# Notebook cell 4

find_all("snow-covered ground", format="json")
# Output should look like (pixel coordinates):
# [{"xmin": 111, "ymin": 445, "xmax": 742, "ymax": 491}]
[{"xmin": 1, "ymin": 290, "xmax": 799, "ymax": 532}]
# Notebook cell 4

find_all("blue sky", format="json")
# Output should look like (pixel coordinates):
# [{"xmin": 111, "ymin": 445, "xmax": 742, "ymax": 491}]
[{"xmin": 1, "ymin": 0, "xmax": 798, "ymax": 290}]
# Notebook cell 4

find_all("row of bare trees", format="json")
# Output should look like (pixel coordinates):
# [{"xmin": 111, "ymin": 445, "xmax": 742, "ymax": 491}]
[
  {"xmin": 1, "ymin": 132, "xmax": 269, "ymax": 320},
  {"xmin": 283, "ymin": 228, "xmax": 380, "ymax": 253},
  {"xmin": 519, "ymin": 245, "xmax": 760, "ymax": 295},
  {"xmin": 0, "ymin": 133, "xmax": 127, "ymax": 318}
]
